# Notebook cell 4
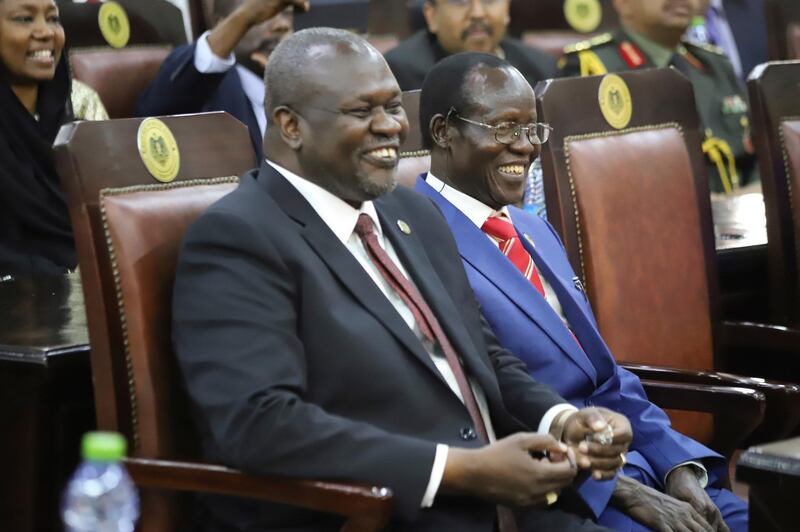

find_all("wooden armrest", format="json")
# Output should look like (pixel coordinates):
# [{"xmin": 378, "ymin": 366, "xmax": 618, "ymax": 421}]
[
  {"xmin": 625, "ymin": 363, "xmax": 800, "ymax": 444},
  {"xmin": 723, "ymin": 320, "xmax": 800, "ymax": 353},
  {"xmin": 124, "ymin": 458, "xmax": 393, "ymax": 532},
  {"xmin": 640, "ymin": 380, "xmax": 765, "ymax": 458}
]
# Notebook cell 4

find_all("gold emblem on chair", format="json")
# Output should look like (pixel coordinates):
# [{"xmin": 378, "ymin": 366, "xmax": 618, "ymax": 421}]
[
  {"xmin": 564, "ymin": 0, "xmax": 602, "ymax": 33},
  {"xmin": 137, "ymin": 118, "xmax": 180, "ymax": 183},
  {"xmin": 598, "ymin": 74, "xmax": 632, "ymax": 130},
  {"xmin": 98, "ymin": 1, "xmax": 130, "ymax": 49}
]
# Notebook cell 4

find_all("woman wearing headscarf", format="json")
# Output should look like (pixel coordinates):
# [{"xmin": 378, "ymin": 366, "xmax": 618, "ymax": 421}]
[{"xmin": 0, "ymin": 0, "xmax": 104, "ymax": 274}]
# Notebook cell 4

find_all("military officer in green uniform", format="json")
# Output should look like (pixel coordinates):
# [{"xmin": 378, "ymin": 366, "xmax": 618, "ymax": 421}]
[{"xmin": 559, "ymin": 0, "xmax": 757, "ymax": 194}]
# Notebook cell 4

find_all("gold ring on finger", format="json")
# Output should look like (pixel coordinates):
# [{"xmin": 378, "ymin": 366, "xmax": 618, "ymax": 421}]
[{"xmin": 619, "ymin": 453, "xmax": 627, "ymax": 467}]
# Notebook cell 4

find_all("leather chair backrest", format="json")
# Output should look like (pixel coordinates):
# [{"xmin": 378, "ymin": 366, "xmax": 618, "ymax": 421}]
[
  {"xmin": 536, "ymin": 69, "xmax": 720, "ymax": 442},
  {"xmin": 54, "ymin": 112, "xmax": 256, "ymax": 459},
  {"xmin": 399, "ymin": 89, "xmax": 430, "ymax": 188},
  {"xmin": 789, "ymin": 22, "xmax": 800, "ymax": 59},
  {"xmin": 59, "ymin": 0, "xmax": 187, "ymax": 48},
  {"xmin": 535, "ymin": 68, "xmax": 718, "ymax": 372},
  {"xmin": 747, "ymin": 60, "xmax": 800, "ymax": 323},
  {"xmin": 764, "ymin": 0, "xmax": 800, "ymax": 59},
  {"xmin": 368, "ymin": 0, "xmax": 412, "ymax": 38},
  {"xmin": 70, "ymin": 46, "xmax": 171, "ymax": 119},
  {"xmin": 508, "ymin": 0, "xmax": 618, "ymax": 37}
]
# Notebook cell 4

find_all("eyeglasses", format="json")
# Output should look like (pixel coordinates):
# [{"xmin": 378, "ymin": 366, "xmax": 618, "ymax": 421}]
[
  {"xmin": 447, "ymin": 108, "xmax": 552, "ymax": 146},
  {"xmin": 438, "ymin": 0, "xmax": 504, "ymax": 7}
]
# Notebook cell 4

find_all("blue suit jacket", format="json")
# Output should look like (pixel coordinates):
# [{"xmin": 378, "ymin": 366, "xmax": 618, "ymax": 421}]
[
  {"xmin": 134, "ymin": 43, "xmax": 263, "ymax": 163},
  {"xmin": 416, "ymin": 177, "xmax": 726, "ymax": 519}
]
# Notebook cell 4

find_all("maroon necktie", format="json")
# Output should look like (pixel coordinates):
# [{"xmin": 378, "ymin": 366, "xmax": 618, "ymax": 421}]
[{"xmin": 354, "ymin": 214, "xmax": 518, "ymax": 532}]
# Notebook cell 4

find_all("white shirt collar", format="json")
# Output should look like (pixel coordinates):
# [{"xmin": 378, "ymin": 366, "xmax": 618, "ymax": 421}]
[
  {"xmin": 424, "ymin": 172, "xmax": 510, "ymax": 228},
  {"xmin": 236, "ymin": 65, "xmax": 264, "ymax": 107},
  {"xmin": 265, "ymin": 159, "xmax": 383, "ymax": 244}
]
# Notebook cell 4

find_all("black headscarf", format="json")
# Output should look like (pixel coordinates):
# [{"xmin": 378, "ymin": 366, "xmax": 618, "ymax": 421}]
[{"xmin": 0, "ymin": 50, "xmax": 76, "ymax": 275}]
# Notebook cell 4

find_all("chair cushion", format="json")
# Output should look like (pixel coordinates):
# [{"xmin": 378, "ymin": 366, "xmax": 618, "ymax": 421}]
[
  {"xmin": 70, "ymin": 46, "xmax": 171, "ymax": 119},
  {"xmin": 566, "ymin": 126, "xmax": 713, "ymax": 371},
  {"xmin": 101, "ymin": 178, "xmax": 237, "ymax": 457},
  {"xmin": 781, "ymin": 119, "xmax": 800, "ymax": 252}
]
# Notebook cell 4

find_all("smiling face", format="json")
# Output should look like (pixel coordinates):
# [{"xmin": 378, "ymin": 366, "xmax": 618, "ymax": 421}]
[
  {"xmin": 423, "ymin": 0, "xmax": 510, "ymax": 55},
  {"xmin": 293, "ymin": 46, "xmax": 409, "ymax": 205},
  {"xmin": 0, "ymin": 0, "xmax": 64, "ymax": 84},
  {"xmin": 615, "ymin": 0, "xmax": 697, "ymax": 38},
  {"xmin": 445, "ymin": 65, "xmax": 538, "ymax": 209}
]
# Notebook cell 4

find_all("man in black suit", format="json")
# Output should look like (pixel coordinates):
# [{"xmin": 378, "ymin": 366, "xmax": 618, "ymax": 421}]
[
  {"xmin": 173, "ymin": 27, "xmax": 631, "ymax": 531},
  {"xmin": 384, "ymin": 0, "xmax": 555, "ymax": 91},
  {"xmin": 135, "ymin": 0, "xmax": 306, "ymax": 161}
]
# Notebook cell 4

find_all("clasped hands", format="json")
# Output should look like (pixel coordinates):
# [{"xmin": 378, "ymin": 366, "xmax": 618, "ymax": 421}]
[
  {"xmin": 443, "ymin": 407, "xmax": 632, "ymax": 508},
  {"xmin": 560, "ymin": 407, "xmax": 633, "ymax": 481}
]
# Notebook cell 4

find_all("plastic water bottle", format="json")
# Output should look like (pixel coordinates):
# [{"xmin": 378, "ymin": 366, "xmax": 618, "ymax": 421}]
[
  {"xmin": 61, "ymin": 431, "xmax": 140, "ymax": 532},
  {"xmin": 523, "ymin": 157, "xmax": 548, "ymax": 220}
]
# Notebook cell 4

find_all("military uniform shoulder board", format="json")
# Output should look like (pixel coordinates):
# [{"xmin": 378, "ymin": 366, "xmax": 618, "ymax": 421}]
[
  {"xmin": 683, "ymin": 39, "xmax": 725, "ymax": 56},
  {"xmin": 564, "ymin": 32, "xmax": 613, "ymax": 54},
  {"xmin": 677, "ymin": 44, "xmax": 706, "ymax": 72}
]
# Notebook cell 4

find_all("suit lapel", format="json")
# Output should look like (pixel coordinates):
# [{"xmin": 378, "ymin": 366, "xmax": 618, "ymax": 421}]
[
  {"xmin": 510, "ymin": 209, "xmax": 616, "ymax": 383},
  {"xmin": 259, "ymin": 165, "xmax": 448, "ymax": 384},
  {"xmin": 374, "ymin": 194, "xmax": 502, "ymax": 402},
  {"xmin": 416, "ymin": 177, "xmax": 598, "ymax": 384}
]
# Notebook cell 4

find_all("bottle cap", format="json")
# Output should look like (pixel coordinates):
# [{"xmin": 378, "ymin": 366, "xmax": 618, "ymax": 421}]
[
  {"xmin": 81, "ymin": 431, "xmax": 127, "ymax": 462},
  {"xmin": 690, "ymin": 16, "xmax": 706, "ymax": 27}
]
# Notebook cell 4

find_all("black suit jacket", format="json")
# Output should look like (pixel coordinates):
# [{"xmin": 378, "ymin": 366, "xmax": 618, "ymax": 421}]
[
  {"xmin": 172, "ymin": 162, "xmax": 567, "ymax": 531},
  {"xmin": 384, "ymin": 30, "xmax": 557, "ymax": 91},
  {"xmin": 134, "ymin": 42, "xmax": 263, "ymax": 162}
]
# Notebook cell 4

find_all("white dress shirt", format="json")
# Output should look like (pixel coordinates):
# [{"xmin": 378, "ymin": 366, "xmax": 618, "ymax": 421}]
[
  {"xmin": 194, "ymin": 31, "xmax": 267, "ymax": 136},
  {"xmin": 269, "ymin": 160, "xmax": 516, "ymax": 507},
  {"xmin": 424, "ymin": 173, "xmax": 708, "ymax": 487}
]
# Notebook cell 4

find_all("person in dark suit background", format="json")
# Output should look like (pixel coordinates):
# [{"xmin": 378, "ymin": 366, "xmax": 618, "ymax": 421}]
[
  {"xmin": 414, "ymin": 51, "xmax": 747, "ymax": 532},
  {"xmin": 700, "ymin": 0, "xmax": 769, "ymax": 81},
  {"xmin": 172, "ymin": 27, "xmax": 633, "ymax": 532},
  {"xmin": 384, "ymin": 0, "xmax": 555, "ymax": 91},
  {"xmin": 135, "ymin": 0, "xmax": 305, "ymax": 161}
]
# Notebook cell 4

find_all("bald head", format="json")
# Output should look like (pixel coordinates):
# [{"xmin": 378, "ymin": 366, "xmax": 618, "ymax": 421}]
[{"xmin": 264, "ymin": 27, "xmax": 384, "ymax": 119}]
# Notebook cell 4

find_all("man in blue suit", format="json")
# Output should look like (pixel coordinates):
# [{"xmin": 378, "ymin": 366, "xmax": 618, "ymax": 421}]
[
  {"xmin": 414, "ymin": 52, "xmax": 747, "ymax": 532},
  {"xmin": 135, "ymin": 0, "xmax": 307, "ymax": 161}
]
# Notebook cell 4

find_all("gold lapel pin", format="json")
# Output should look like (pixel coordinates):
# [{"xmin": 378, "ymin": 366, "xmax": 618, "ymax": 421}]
[{"xmin": 397, "ymin": 220, "xmax": 411, "ymax": 235}]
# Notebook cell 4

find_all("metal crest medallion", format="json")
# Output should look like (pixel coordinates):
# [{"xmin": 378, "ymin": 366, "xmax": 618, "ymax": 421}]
[
  {"xmin": 98, "ymin": 1, "xmax": 130, "ymax": 49},
  {"xmin": 563, "ymin": 0, "xmax": 602, "ymax": 33},
  {"xmin": 598, "ymin": 74, "xmax": 632, "ymax": 130},
  {"xmin": 137, "ymin": 118, "xmax": 180, "ymax": 183}
]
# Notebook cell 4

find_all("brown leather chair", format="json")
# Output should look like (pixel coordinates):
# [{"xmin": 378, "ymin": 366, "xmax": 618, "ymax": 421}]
[
  {"xmin": 535, "ymin": 68, "xmax": 800, "ymax": 448},
  {"xmin": 747, "ymin": 60, "xmax": 800, "ymax": 328},
  {"xmin": 54, "ymin": 112, "xmax": 392, "ymax": 532},
  {"xmin": 398, "ymin": 88, "xmax": 770, "ymax": 458},
  {"xmin": 70, "ymin": 47, "xmax": 172, "ymax": 119},
  {"xmin": 764, "ymin": 0, "xmax": 800, "ymax": 60},
  {"xmin": 59, "ymin": 0, "xmax": 186, "ymax": 48},
  {"xmin": 61, "ymin": 0, "xmax": 185, "ymax": 119},
  {"xmin": 509, "ymin": 0, "xmax": 618, "ymax": 58},
  {"xmin": 398, "ymin": 90, "xmax": 431, "ymax": 188}
]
